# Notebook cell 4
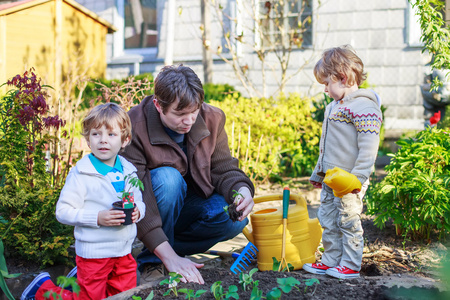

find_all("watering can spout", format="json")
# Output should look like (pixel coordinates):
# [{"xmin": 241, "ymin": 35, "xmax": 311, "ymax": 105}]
[{"xmin": 242, "ymin": 227, "xmax": 254, "ymax": 244}]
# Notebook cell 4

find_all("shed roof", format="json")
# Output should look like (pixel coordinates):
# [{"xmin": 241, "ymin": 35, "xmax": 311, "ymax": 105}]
[{"xmin": 0, "ymin": 0, "xmax": 117, "ymax": 33}]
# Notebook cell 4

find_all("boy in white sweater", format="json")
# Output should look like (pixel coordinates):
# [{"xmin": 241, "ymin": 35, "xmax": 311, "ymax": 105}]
[
  {"xmin": 302, "ymin": 45, "xmax": 382, "ymax": 279},
  {"xmin": 22, "ymin": 103, "xmax": 145, "ymax": 300}
]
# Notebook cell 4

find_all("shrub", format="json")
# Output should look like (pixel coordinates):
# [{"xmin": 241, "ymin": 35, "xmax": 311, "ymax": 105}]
[
  {"xmin": 78, "ymin": 73, "xmax": 154, "ymax": 110},
  {"xmin": 0, "ymin": 69, "xmax": 74, "ymax": 266},
  {"xmin": 204, "ymin": 83, "xmax": 240, "ymax": 102},
  {"xmin": 365, "ymin": 127, "xmax": 450, "ymax": 241},
  {"xmin": 209, "ymin": 93, "xmax": 321, "ymax": 182}
]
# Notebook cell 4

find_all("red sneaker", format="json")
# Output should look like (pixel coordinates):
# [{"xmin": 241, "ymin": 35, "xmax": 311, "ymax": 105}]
[
  {"xmin": 302, "ymin": 262, "xmax": 331, "ymax": 275},
  {"xmin": 326, "ymin": 265, "xmax": 360, "ymax": 279}
]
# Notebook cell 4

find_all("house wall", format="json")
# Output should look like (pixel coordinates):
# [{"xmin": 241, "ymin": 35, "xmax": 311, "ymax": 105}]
[
  {"xmin": 164, "ymin": 0, "xmax": 428, "ymax": 135},
  {"xmin": 79, "ymin": 0, "xmax": 432, "ymax": 136},
  {"xmin": 61, "ymin": 0, "xmax": 109, "ymax": 79},
  {"xmin": 73, "ymin": 0, "xmax": 117, "ymax": 58},
  {"xmin": 0, "ymin": 0, "xmax": 110, "ymax": 87},
  {"xmin": 1, "ymin": 1, "xmax": 57, "ymax": 85}
]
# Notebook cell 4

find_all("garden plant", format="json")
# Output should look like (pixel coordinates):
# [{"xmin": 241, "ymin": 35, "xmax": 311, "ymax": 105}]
[
  {"xmin": 366, "ymin": 127, "xmax": 450, "ymax": 241},
  {"xmin": 0, "ymin": 69, "xmax": 73, "ymax": 267},
  {"xmin": 209, "ymin": 93, "xmax": 321, "ymax": 183}
]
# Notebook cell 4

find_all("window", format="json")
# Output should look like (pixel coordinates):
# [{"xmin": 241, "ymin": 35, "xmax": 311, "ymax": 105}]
[
  {"xmin": 124, "ymin": 0, "xmax": 158, "ymax": 49},
  {"xmin": 257, "ymin": 0, "xmax": 312, "ymax": 49},
  {"xmin": 407, "ymin": 3, "xmax": 422, "ymax": 47}
]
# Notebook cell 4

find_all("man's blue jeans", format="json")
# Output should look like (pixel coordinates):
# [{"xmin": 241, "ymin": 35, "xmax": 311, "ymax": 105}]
[{"xmin": 137, "ymin": 167, "xmax": 249, "ymax": 269}]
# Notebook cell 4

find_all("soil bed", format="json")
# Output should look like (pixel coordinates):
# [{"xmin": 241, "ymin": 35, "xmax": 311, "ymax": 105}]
[
  {"xmin": 123, "ymin": 176, "xmax": 449, "ymax": 300},
  {"xmin": 124, "ymin": 213, "xmax": 449, "ymax": 300},
  {"xmin": 6, "ymin": 174, "xmax": 450, "ymax": 300}
]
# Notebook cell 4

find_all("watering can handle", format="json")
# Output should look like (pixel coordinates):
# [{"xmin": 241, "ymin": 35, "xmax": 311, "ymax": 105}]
[{"xmin": 282, "ymin": 187, "xmax": 290, "ymax": 219}]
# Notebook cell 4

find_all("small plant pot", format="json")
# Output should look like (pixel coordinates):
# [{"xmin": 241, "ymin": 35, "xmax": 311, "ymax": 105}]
[{"xmin": 112, "ymin": 201, "xmax": 135, "ymax": 225}]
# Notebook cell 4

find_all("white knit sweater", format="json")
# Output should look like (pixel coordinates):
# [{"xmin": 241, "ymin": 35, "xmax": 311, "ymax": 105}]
[
  {"xmin": 310, "ymin": 89, "xmax": 383, "ymax": 185},
  {"xmin": 56, "ymin": 155, "xmax": 145, "ymax": 259}
]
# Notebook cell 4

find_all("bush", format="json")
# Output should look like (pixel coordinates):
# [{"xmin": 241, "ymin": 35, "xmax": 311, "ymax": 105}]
[
  {"xmin": 365, "ymin": 127, "xmax": 450, "ymax": 241},
  {"xmin": 209, "ymin": 93, "xmax": 321, "ymax": 182},
  {"xmin": 78, "ymin": 73, "xmax": 154, "ymax": 110},
  {"xmin": 0, "ymin": 69, "xmax": 74, "ymax": 266},
  {"xmin": 204, "ymin": 83, "xmax": 240, "ymax": 102}
]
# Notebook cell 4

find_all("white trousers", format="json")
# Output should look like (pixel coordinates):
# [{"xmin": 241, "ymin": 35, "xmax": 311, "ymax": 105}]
[{"xmin": 317, "ymin": 181, "xmax": 368, "ymax": 271}]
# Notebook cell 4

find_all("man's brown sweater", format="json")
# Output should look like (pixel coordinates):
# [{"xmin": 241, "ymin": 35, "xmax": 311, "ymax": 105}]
[{"xmin": 121, "ymin": 96, "xmax": 254, "ymax": 252}]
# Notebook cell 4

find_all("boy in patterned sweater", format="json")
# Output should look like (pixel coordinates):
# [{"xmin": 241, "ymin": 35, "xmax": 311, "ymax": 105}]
[{"xmin": 303, "ymin": 45, "xmax": 382, "ymax": 279}]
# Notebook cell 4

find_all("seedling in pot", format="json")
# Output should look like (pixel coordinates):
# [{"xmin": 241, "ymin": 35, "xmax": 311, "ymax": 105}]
[
  {"xmin": 119, "ymin": 174, "xmax": 144, "ymax": 209},
  {"xmin": 223, "ymin": 189, "xmax": 243, "ymax": 222}
]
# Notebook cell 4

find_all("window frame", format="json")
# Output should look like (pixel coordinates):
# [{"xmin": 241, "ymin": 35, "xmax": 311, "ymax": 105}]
[
  {"xmin": 255, "ymin": 0, "xmax": 313, "ymax": 50},
  {"xmin": 119, "ymin": 0, "xmax": 158, "ymax": 56}
]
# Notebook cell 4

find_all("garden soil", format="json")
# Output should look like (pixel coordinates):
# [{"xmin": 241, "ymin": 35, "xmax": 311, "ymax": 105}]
[{"xmin": 4, "ymin": 169, "xmax": 450, "ymax": 300}]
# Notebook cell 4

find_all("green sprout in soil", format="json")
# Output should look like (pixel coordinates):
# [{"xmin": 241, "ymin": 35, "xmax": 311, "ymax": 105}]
[
  {"xmin": 178, "ymin": 288, "xmax": 207, "ymax": 299},
  {"xmin": 132, "ymin": 292, "xmax": 154, "ymax": 300},
  {"xmin": 272, "ymin": 257, "xmax": 294, "ymax": 272},
  {"xmin": 210, "ymin": 281, "xmax": 239, "ymax": 300},
  {"xmin": 159, "ymin": 272, "xmax": 182, "ymax": 297},
  {"xmin": 304, "ymin": 278, "xmax": 320, "ymax": 295},
  {"xmin": 238, "ymin": 267, "xmax": 258, "ymax": 291}
]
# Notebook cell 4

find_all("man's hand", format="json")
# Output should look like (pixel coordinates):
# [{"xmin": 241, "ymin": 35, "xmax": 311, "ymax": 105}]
[
  {"xmin": 154, "ymin": 242, "xmax": 205, "ymax": 284},
  {"xmin": 235, "ymin": 187, "xmax": 254, "ymax": 221},
  {"xmin": 98, "ymin": 209, "xmax": 125, "ymax": 226},
  {"xmin": 310, "ymin": 180, "xmax": 322, "ymax": 189}
]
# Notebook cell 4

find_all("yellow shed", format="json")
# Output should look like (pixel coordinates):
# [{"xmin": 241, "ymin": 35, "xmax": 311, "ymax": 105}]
[{"xmin": 0, "ymin": 0, "xmax": 116, "ymax": 89}]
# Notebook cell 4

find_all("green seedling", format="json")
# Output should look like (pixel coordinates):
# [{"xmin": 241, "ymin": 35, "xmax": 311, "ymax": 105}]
[
  {"xmin": 43, "ymin": 276, "xmax": 80, "ymax": 299},
  {"xmin": 119, "ymin": 174, "xmax": 144, "ymax": 209},
  {"xmin": 179, "ymin": 288, "xmax": 207, "ymax": 299},
  {"xmin": 224, "ymin": 189, "xmax": 244, "ymax": 222},
  {"xmin": 304, "ymin": 278, "xmax": 320, "ymax": 295},
  {"xmin": 131, "ymin": 291, "xmax": 154, "ymax": 300},
  {"xmin": 266, "ymin": 287, "xmax": 282, "ymax": 300},
  {"xmin": 271, "ymin": 257, "xmax": 294, "ymax": 272},
  {"xmin": 210, "ymin": 281, "xmax": 239, "ymax": 300},
  {"xmin": 277, "ymin": 277, "xmax": 301, "ymax": 293},
  {"xmin": 159, "ymin": 272, "xmax": 182, "ymax": 297},
  {"xmin": 250, "ymin": 283, "xmax": 263, "ymax": 300},
  {"xmin": 265, "ymin": 277, "xmax": 302, "ymax": 299},
  {"xmin": 223, "ymin": 189, "xmax": 243, "ymax": 213},
  {"xmin": 239, "ymin": 267, "xmax": 258, "ymax": 291}
]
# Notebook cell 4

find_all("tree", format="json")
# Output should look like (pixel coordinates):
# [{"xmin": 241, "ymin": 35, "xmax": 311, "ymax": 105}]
[
  {"xmin": 207, "ymin": 0, "xmax": 321, "ymax": 98},
  {"xmin": 409, "ymin": 0, "xmax": 450, "ymax": 90}
]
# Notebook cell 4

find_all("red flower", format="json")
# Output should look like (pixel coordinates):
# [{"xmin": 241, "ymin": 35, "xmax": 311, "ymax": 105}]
[{"xmin": 430, "ymin": 111, "xmax": 441, "ymax": 126}]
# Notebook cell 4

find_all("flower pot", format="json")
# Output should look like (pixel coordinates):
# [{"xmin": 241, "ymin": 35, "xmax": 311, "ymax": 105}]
[{"xmin": 112, "ymin": 201, "xmax": 135, "ymax": 225}]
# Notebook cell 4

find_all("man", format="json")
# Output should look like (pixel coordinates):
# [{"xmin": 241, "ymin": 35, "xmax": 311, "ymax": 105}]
[{"xmin": 121, "ymin": 65, "xmax": 255, "ymax": 284}]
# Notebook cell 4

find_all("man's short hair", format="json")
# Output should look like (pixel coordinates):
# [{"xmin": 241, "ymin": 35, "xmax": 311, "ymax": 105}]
[
  {"xmin": 314, "ymin": 45, "xmax": 367, "ymax": 87},
  {"xmin": 82, "ymin": 102, "xmax": 132, "ymax": 143},
  {"xmin": 154, "ymin": 65, "xmax": 204, "ymax": 113}
]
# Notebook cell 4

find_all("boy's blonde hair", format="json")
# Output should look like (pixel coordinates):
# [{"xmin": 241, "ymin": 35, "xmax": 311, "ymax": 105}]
[
  {"xmin": 314, "ymin": 45, "xmax": 367, "ymax": 87},
  {"xmin": 82, "ymin": 103, "xmax": 132, "ymax": 143}
]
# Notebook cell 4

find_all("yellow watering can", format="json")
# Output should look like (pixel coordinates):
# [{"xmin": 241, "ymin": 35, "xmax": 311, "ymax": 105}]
[
  {"xmin": 242, "ymin": 192, "xmax": 322, "ymax": 271},
  {"xmin": 323, "ymin": 167, "xmax": 361, "ymax": 198}
]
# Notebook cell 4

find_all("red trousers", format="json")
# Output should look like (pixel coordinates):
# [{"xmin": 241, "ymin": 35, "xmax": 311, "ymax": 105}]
[{"xmin": 36, "ymin": 254, "xmax": 137, "ymax": 300}]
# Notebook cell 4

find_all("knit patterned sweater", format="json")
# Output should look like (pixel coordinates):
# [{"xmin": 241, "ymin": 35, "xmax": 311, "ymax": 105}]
[{"xmin": 310, "ymin": 89, "xmax": 383, "ymax": 185}]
